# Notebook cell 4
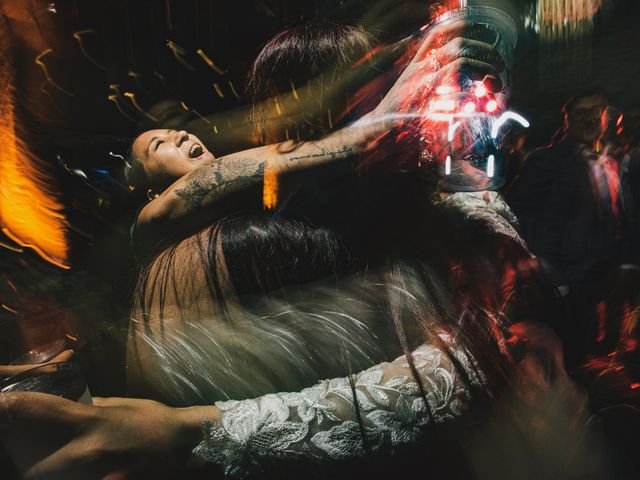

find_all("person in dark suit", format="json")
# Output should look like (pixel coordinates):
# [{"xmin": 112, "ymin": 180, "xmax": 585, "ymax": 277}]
[
  {"xmin": 620, "ymin": 106, "xmax": 640, "ymax": 268},
  {"xmin": 507, "ymin": 90, "xmax": 627, "ymax": 369}
]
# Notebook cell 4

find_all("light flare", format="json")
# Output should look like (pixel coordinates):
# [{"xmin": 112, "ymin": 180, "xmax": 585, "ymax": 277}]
[
  {"xmin": 491, "ymin": 111, "xmax": 530, "ymax": 139},
  {"xmin": 430, "ymin": 99, "xmax": 456, "ymax": 112},
  {"xmin": 485, "ymin": 99, "xmax": 498, "ymax": 113},
  {"xmin": 474, "ymin": 83, "xmax": 487, "ymax": 98},
  {"xmin": 436, "ymin": 85, "xmax": 457, "ymax": 95},
  {"xmin": 1, "ymin": 43, "xmax": 68, "ymax": 267},
  {"xmin": 262, "ymin": 167, "xmax": 279, "ymax": 210},
  {"xmin": 487, "ymin": 154, "xmax": 495, "ymax": 178}
]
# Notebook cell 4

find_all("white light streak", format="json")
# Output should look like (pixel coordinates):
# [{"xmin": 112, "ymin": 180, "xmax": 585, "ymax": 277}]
[
  {"xmin": 487, "ymin": 155, "xmax": 495, "ymax": 178},
  {"xmin": 448, "ymin": 121, "xmax": 461, "ymax": 142},
  {"xmin": 491, "ymin": 111, "xmax": 530, "ymax": 139}
]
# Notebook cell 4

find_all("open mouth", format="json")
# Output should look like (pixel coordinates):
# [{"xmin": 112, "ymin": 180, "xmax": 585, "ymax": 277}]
[{"xmin": 189, "ymin": 143, "xmax": 204, "ymax": 158}]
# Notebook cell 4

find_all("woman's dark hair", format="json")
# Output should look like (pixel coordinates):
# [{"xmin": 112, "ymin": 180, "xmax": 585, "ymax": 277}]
[
  {"xmin": 133, "ymin": 214, "xmax": 355, "ymax": 332},
  {"xmin": 246, "ymin": 21, "xmax": 377, "ymax": 144},
  {"xmin": 129, "ymin": 197, "xmax": 552, "ymax": 411},
  {"xmin": 123, "ymin": 139, "xmax": 149, "ymax": 190},
  {"xmin": 129, "ymin": 214, "xmax": 395, "ymax": 404}
]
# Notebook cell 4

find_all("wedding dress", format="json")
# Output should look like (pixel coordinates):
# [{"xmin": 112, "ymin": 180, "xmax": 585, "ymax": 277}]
[{"xmin": 193, "ymin": 334, "xmax": 484, "ymax": 478}]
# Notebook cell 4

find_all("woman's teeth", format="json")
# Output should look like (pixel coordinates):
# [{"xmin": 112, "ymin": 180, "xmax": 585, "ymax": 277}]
[{"xmin": 189, "ymin": 144, "xmax": 203, "ymax": 158}]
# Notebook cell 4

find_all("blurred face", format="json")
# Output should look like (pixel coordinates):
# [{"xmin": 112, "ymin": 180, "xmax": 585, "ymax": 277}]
[
  {"xmin": 132, "ymin": 129, "xmax": 215, "ymax": 192},
  {"xmin": 566, "ymin": 96, "xmax": 608, "ymax": 145}
]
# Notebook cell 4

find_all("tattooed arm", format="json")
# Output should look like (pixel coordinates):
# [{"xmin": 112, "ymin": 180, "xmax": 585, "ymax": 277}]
[
  {"xmin": 135, "ymin": 125, "xmax": 366, "ymax": 255},
  {"xmin": 134, "ymin": 19, "xmax": 505, "ymax": 255}
]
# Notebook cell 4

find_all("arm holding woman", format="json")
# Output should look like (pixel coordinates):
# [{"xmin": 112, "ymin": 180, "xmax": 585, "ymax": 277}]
[{"xmin": 131, "ymin": 19, "xmax": 504, "ymax": 255}]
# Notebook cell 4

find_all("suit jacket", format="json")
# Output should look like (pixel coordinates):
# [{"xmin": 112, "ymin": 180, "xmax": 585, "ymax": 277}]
[
  {"xmin": 621, "ymin": 147, "xmax": 640, "ymax": 266},
  {"xmin": 507, "ymin": 137, "xmax": 622, "ymax": 288}
]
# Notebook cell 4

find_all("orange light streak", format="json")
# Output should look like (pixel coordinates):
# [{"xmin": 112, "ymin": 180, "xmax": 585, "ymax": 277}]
[
  {"xmin": 1, "ymin": 33, "xmax": 69, "ymax": 268},
  {"xmin": 537, "ymin": 0, "xmax": 603, "ymax": 40},
  {"xmin": 262, "ymin": 167, "xmax": 278, "ymax": 210},
  {"xmin": 228, "ymin": 80, "xmax": 239, "ymax": 98},
  {"xmin": 73, "ymin": 30, "xmax": 107, "ymax": 71},
  {"xmin": 213, "ymin": 82, "xmax": 225, "ymax": 98},
  {"xmin": 35, "ymin": 48, "xmax": 74, "ymax": 97},
  {"xmin": 1, "ymin": 303, "xmax": 17, "ymax": 314},
  {"xmin": 107, "ymin": 94, "xmax": 138, "ymax": 124},
  {"xmin": 0, "ymin": 239, "xmax": 23, "ymax": 253},
  {"xmin": 166, "ymin": 40, "xmax": 195, "ymax": 71},
  {"xmin": 196, "ymin": 49, "xmax": 225, "ymax": 75},
  {"xmin": 290, "ymin": 79, "xmax": 299, "ymax": 100},
  {"xmin": 124, "ymin": 92, "xmax": 158, "ymax": 121}
]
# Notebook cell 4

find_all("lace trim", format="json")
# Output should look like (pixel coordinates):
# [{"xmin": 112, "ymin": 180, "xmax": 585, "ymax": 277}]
[
  {"xmin": 193, "ymin": 342, "xmax": 482, "ymax": 478},
  {"xmin": 439, "ymin": 191, "xmax": 529, "ymax": 251}
]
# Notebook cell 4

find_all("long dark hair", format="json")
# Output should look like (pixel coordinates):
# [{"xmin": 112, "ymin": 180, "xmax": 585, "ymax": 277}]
[
  {"xmin": 246, "ymin": 21, "xmax": 378, "ymax": 144},
  {"xmin": 128, "ymin": 190, "xmax": 554, "ymax": 413},
  {"xmin": 129, "ymin": 214, "xmax": 406, "ymax": 404}
]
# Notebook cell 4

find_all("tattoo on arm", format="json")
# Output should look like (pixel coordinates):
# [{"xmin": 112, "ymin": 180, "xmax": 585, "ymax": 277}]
[
  {"xmin": 174, "ymin": 158, "xmax": 266, "ymax": 211},
  {"xmin": 286, "ymin": 145, "xmax": 354, "ymax": 162},
  {"xmin": 173, "ymin": 146, "xmax": 354, "ymax": 212}
]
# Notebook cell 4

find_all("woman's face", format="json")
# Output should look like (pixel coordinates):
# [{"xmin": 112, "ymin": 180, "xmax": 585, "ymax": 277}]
[{"xmin": 132, "ymin": 129, "xmax": 215, "ymax": 192}]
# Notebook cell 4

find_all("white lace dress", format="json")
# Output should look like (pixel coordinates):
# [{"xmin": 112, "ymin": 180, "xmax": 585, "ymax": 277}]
[{"xmin": 193, "ymin": 337, "xmax": 484, "ymax": 478}]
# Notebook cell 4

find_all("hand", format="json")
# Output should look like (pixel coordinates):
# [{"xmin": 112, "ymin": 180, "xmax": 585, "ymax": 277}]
[
  {"xmin": 371, "ymin": 19, "xmax": 504, "ymax": 122},
  {"xmin": 0, "ymin": 392, "xmax": 216, "ymax": 479},
  {"xmin": 0, "ymin": 350, "xmax": 74, "ymax": 378},
  {"xmin": 507, "ymin": 321, "xmax": 586, "ymax": 412}
]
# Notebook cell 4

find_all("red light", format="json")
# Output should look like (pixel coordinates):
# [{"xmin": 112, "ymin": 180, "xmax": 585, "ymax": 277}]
[
  {"xmin": 631, "ymin": 383, "xmax": 640, "ymax": 390},
  {"xmin": 436, "ymin": 85, "xmax": 456, "ymax": 95},
  {"xmin": 485, "ymin": 100, "xmax": 498, "ymax": 113},
  {"xmin": 463, "ymin": 102, "xmax": 476, "ymax": 113},
  {"xmin": 474, "ymin": 83, "xmax": 487, "ymax": 98},
  {"xmin": 430, "ymin": 99, "xmax": 456, "ymax": 112}
]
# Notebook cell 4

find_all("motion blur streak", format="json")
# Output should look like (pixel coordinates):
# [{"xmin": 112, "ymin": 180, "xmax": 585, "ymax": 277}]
[
  {"xmin": 537, "ymin": 0, "xmax": 603, "ymax": 39},
  {"xmin": 0, "ymin": 20, "xmax": 69, "ymax": 268}
]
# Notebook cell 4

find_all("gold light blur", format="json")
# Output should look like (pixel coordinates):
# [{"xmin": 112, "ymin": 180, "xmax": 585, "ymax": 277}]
[
  {"xmin": 0, "ymin": 30, "xmax": 69, "ymax": 268},
  {"xmin": 538, "ymin": 0, "xmax": 602, "ymax": 40},
  {"xmin": 262, "ymin": 167, "xmax": 279, "ymax": 210}
]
